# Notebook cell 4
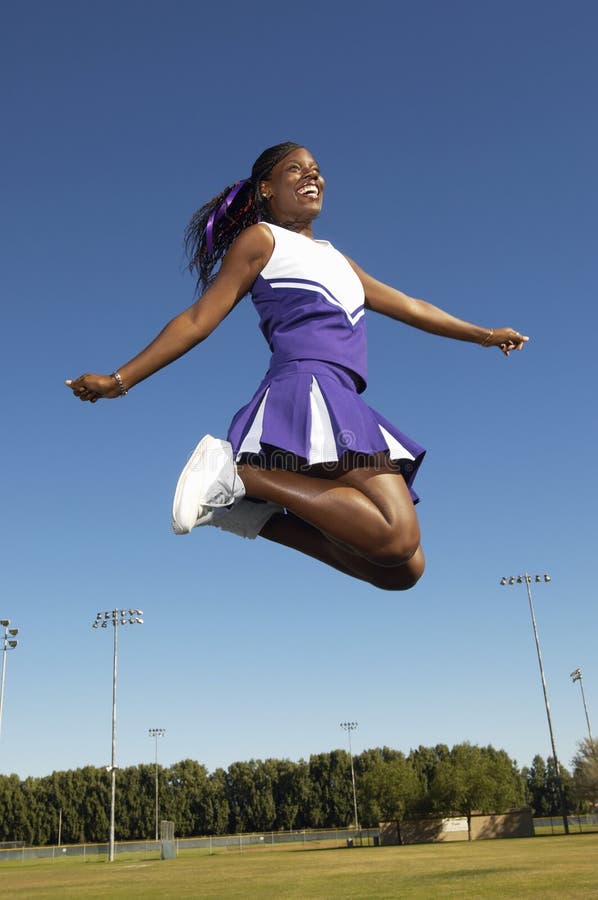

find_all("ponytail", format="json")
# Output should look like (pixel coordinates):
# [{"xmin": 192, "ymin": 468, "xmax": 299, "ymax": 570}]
[{"xmin": 184, "ymin": 141, "xmax": 302, "ymax": 292}]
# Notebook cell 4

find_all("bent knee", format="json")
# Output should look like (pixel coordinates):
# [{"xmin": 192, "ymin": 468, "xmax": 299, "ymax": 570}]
[
  {"xmin": 371, "ymin": 558, "xmax": 425, "ymax": 592},
  {"xmin": 365, "ymin": 532, "xmax": 420, "ymax": 569}
]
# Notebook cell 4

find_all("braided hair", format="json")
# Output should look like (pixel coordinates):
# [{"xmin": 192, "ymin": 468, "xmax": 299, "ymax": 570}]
[{"xmin": 184, "ymin": 142, "xmax": 302, "ymax": 292}]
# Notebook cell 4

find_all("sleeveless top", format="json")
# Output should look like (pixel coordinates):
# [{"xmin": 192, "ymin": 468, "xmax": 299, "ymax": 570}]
[{"xmin": 250, "ymin": 222, "xmax": 368, "ymax": 390}]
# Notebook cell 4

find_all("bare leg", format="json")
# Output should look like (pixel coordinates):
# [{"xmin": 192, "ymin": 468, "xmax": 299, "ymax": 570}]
[
  {"xmin": 261, "ymin": 511, "xmax": 425, "ymax": 591},
  {"xmin": 237, "ymin": 453, "xmax": 421, "ymax": 569}
]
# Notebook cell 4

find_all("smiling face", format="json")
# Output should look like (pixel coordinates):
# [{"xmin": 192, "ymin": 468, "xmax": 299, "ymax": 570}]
[{"xmin": 259, "ymin": 147, "xmax": 325, "ymax": 233}]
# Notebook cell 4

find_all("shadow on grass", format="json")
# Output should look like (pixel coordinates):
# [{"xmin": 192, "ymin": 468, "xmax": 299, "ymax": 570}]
[{"xmin": 422, "ymin": 867, "xmax": 525, "ymax": 881}]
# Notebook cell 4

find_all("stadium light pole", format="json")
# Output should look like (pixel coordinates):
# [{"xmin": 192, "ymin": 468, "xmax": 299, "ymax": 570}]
[
  {"xmin": 93, "ymin": 608, "xmax": 143, "ymax": 862},
  {"xmin": 570, "ymin": 668, "xmax": 593, "ymax": 744},
  {"xmin": 0, "ymin": 619, "xmax": 19, "ymax": 740},
  {"xmin": 340, "ymin": 721, "xmax": 359, "ymax": 831},
  {"xmin": 148, "ymin": 727, "xmax": 166, "ymax": 841},
  {"xmin": 500, "ymin": 574, "xmax": 569, "ymax": 834}
]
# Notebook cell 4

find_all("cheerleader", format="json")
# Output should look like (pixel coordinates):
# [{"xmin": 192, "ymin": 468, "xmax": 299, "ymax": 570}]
[{"xmin": 67, "ymin": 142, "xmax": 528, "ymax": 590}]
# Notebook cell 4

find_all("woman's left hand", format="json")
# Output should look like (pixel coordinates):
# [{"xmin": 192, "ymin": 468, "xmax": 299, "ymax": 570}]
[{"xmin": 484, "ymin": 328, "xmax": 529, "ymax": 357}]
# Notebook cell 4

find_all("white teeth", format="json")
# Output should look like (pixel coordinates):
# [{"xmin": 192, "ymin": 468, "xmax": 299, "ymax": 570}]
[{"xmin": 297, "ymin": 184, "xmax": 319, "ymax": 197}]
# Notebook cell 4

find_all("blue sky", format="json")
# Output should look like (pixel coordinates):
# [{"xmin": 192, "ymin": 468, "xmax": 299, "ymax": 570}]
[{"xmin": 1, "ymin": 0, "xmax": 596, "ymax": 782}]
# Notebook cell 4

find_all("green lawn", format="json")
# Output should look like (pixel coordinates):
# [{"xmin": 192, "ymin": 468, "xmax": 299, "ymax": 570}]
[{"xmin": 2, "ymin": 834, "xmax": 598, "ymax": 899}]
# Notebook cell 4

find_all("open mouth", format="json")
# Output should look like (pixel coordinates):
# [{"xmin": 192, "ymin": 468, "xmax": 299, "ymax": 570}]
[{"xmin": 296, "ymin": 183, "xmax": 320, "ymax": 199}]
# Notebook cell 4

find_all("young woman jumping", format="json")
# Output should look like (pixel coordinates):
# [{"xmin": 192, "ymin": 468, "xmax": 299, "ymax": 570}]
[{"xmin": 66, "ymin": 142, "xmax": 528, "ymax": 591}]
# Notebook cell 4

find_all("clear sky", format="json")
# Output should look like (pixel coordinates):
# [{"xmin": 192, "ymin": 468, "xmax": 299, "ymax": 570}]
[{"xmin": 1, "ymin": 0, "xmax": 596, "ymax": 782}]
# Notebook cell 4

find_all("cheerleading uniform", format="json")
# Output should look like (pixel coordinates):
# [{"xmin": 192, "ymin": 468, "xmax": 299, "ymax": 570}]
[{"xmin": 226, "ymin": 223, "xmax": 425, "ymax": 500}]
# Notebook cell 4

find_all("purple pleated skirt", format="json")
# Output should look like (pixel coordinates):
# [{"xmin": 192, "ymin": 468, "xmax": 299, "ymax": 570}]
[{"xmin": 226, "ymin": 359, "xmax": 426, "ymax": 502}]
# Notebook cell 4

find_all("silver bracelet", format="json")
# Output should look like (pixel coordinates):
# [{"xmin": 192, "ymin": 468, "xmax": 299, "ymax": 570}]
[{"xmin": 111, "ymin": 370, "xmax": 128, "ymax": 396}]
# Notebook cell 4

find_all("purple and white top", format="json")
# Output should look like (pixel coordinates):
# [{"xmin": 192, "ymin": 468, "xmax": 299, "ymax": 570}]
[
  {"xmin": 227, "ymin": 222, "xmax": 426, "ymax": 495},
  {"xmin": 251, "ymin": 223, "xmax": 368, "ymax": 389}
]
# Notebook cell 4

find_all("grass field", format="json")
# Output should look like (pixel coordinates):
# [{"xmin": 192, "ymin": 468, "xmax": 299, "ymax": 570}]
[{"xmin": 2, "ymin": 834, "xmax": 598, "ymax": 899}]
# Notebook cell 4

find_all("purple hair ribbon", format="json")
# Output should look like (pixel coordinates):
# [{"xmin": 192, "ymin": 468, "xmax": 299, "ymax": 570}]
[{"xmin": 205, "ymin": 179, "xmax": 250, "ymax": 255}]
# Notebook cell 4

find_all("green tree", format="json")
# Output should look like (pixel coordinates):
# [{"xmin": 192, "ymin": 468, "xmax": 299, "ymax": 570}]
[
  {"xmin": 407, "ymin": 744, "xmax": 450, "ymax": 813},
  {"xmin": 28, "ymin": 775, "xmax": 56, "ymax": 846},
  {"xmin": 0, "ymin": 774, "xmax": 33, "ymax": 844},
  {"xmin": 11, "ymin": 776, "xmax": 36, "ymax": 845},
  {"xmin": 305, "ymin": 752, "xmax": 328, "ymax": 827},
  {"xmin": 164, "ymin": 759, "xmax": 212, "ymax": 837},
  {"xmin": 429, "ymin": 743, "xmax": 524, "ymax": 838},
  {"xmin": 546, "ymin": 756, "xmax": 573, "ymax": 817},
  {"xmin": 269, "ymin": 758, "xmax": 309, "ymax": 831},
  {"xmin": 571, "ymin": 738, "xmax": 598, "ymax": 812},
  {"xmin": 206, "ymin": 768, "xmax": 230, "ymax": 835},
  {"xmin": 225, "ymin": 760, "xmax": 276, "ymax": 833},
  {"xmin": 307, "ymin": 751, "xmax": 354, "ymax": 828},
  {"xmin": 525, "ymin": 754, "xmax": 549, "ymax": 816},
  {"xmin": 359, "ymin": 750, "xmax": 421, "ymax": 826},
  {"xmin": 46, "ymin": 771, "xmax": 70, "ymax": 845},
  {"xmin": 115, "ymin": 765, "xmax": 155, "ymax": 840},
  {"xmin": 80, "ymin": 767, "xmax": 110, "ymax": 843},
  {"xmin": 526, "ymin": 754, "xmax": 572, "ymax": 818}
]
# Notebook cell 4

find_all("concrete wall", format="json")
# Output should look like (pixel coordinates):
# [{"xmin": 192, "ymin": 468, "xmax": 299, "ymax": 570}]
[
  {"xmin": 380, "ymin": 808, "xmax": 534, "ymax": 845},
  {"xmin": 399, "ymin": 817, "xmax": 469, "ymax": 845},
  {"xmin": 470, "ymin": 809, "xmax": 534, "ymax": 840}
]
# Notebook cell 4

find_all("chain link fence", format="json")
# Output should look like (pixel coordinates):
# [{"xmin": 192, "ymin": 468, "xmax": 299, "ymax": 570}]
[{"xmin": 0, "ymin": 827, "xmax": 379, "ymax": 863}]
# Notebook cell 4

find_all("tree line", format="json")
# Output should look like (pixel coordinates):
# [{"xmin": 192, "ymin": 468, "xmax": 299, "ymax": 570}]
[{"xmin": 0, "ymin": 740, "xmax": 595, "ymax": 846}]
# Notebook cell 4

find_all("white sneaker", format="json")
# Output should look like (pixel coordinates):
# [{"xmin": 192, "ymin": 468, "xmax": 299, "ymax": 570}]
[
  {"xmin": 200, "ymin": 500, "xmax": 283, "ymax": 540},
  {"xmin": 171, "ymin": 435, "xmax": 246, "ymax": 535}
]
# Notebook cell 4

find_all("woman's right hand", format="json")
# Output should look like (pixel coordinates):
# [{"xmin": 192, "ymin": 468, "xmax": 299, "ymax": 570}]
[
  {"xmin": 482, "ymin": 327, "xmax": 529, "ymax": 356},
  {"xmin": 65, "ymin": 373, "xmax": 122, "ymax": 403}
]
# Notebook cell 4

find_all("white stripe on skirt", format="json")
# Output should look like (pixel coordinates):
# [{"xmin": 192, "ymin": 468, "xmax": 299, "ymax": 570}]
[
  {"xmin": 308, "ymin": 376, "xmax": 338, "ymax": 464},
  {"xmin": 237, "ymin": 388, "xmax": 270, "ymax": 456},
  {"xmin": 378, "ymin": 424, "xmax": 415, "ymax": 462},
  {"xmin": 235, "ymin": 378, "xmax": 417, "ymax": 465}
]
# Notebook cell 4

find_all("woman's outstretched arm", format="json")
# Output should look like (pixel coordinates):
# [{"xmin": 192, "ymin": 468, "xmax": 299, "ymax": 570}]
[
  {"xmin": 66, "ymin": 225, "xmax": 274, "ymax": 402},
  {"xmin": 346, "ymin": 257, "xmax": 529, "ymax": 356}
]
